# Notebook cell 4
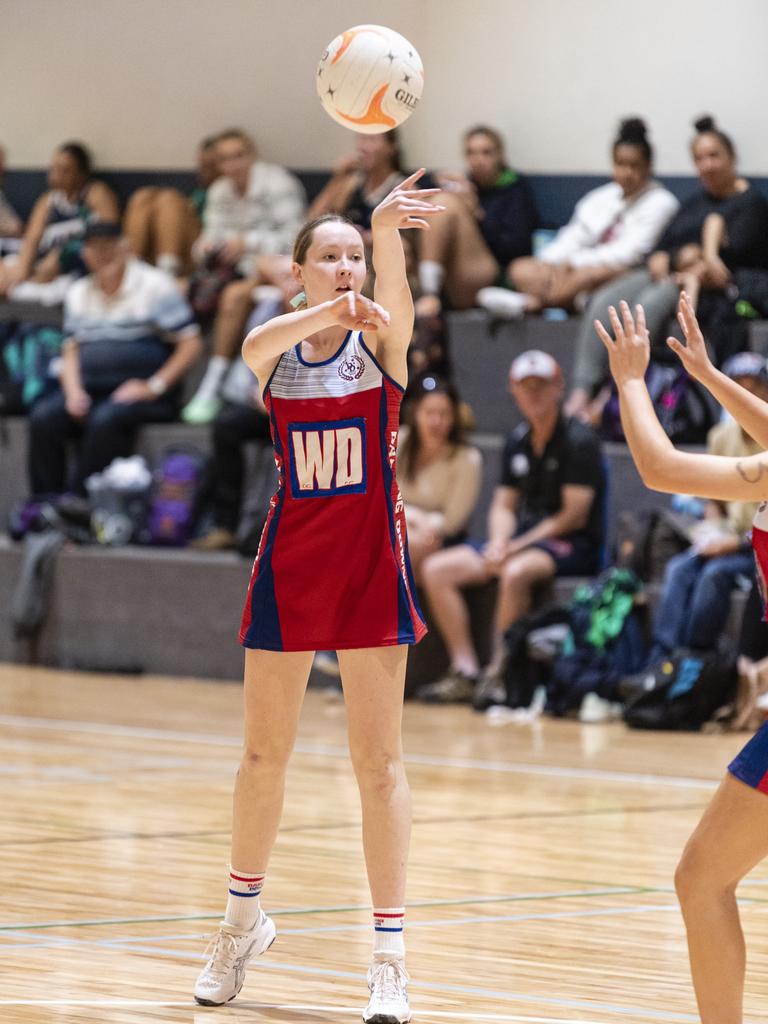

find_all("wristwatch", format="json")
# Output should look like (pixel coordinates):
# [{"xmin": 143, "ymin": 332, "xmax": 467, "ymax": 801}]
[{"xmin": 147, "ymin": 375, "xmax": 168, "ymax": 396}]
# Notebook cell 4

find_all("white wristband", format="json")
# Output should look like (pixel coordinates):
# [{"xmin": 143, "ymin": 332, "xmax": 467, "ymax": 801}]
[{"xmin": 147, "ymin": 375, "xmax": 168, "ymax": 396}]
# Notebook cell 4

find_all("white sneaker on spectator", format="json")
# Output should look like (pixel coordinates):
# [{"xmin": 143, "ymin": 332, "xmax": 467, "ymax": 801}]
[
  {"xmin": 193, "ymin": 913, "xmax": 276, "ymax": 1006},
  {"xmin": 579, "ymin": 692, "xmax": 622, "ymax": 723},
  {"xmin": 363, "ymin": 954, "xmax": 411, "ymax": 1023},
  {"xmin": 476, "ymin": 287, "xmax": 528, "ymax": 320}
]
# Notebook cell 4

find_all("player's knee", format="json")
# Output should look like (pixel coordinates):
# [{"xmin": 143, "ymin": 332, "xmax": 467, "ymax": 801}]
[
  {"xmin": 240, "ymin": 743, "xmax": 291, "ymax": 776},
  {"xmin": 675, "ymin": 839, "xmax": 731, "ymax": 906},
  {"xmin": 352, "ymin": 749, "xmax": 401, "ymax": 796}
]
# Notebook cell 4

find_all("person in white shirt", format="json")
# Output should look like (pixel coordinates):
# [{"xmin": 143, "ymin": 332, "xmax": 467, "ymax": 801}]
[
  {"xmin": 28, "ymin": 221, "xmax": 202, "ymax": 496},
  {"xmin": 478, "ymin": 118, "xmax": 678, "ymax": 318},
  {"xmin": 183, "ymin": 129, "xmax": 306, "ymax": 424}
]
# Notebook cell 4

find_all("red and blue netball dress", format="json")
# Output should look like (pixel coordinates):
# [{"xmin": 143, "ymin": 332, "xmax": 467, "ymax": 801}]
[
  {"xmin": 728, "ymin": 501, "xmax": 768, "ymax": 791},
  {"xmin": 239, "ymin": 330, "xmax": 426, "ymax": 652}
]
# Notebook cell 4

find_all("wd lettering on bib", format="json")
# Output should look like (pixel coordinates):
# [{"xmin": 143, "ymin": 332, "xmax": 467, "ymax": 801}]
[{"xmin": 288, "ymin": 418, "xmax": 367, "ymax": 497}]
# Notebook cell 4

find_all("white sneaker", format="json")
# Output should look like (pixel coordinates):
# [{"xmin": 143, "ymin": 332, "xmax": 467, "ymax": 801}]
[
  {"xmin": 363, "ymin": 955, "xmax": 411, "ymax": 1023},
  {"xmin": 193, "ymin": 912, "xmax": 276, "ymax": 1006},
  {"xmin": 476, "ymin": 286, "xmax": 528, "ymax": 320}
]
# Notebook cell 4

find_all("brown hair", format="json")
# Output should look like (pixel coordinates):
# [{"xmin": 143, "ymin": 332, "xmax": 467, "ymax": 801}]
[
  {"xmin": 399, "ymin": 376, "xmax": 467, "ymax": 481},
  {"xmin": 216, "ymin": 128, "xmax": 256, "ymax": 153},
  {"xmin": 464, "ymin": 124, "xmax": 506, "ymax": 160},
  {"xmin": 292, "ymin": 214, "xmax": 360, "ymax": 265}
]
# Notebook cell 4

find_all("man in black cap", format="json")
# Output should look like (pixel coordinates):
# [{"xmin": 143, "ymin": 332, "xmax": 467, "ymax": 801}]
[
  {"xmin": 27, "ymin": 221, "xmax": 202, "ymax": 495},
  {"xmin": 648, "ymin": 351, "xmax": 768, "ymax": 662}
]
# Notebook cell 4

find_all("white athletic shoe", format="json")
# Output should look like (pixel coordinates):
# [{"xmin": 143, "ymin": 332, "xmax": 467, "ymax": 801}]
[
  {"xmin": 476, "ymin": 286, "xmax": 528, "ymax": 320},
  {"xmin": 193, "ymin": 912, "xmax": 276, "ymax": 1006},
  {"xmin": 362, "ymin": 955, "xmax": 411, "ymax": 1023}
]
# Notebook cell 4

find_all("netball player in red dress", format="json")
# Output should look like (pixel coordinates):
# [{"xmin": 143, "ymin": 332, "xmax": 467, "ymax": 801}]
[
  {"xmin": 597, "ymin": 293, "xmax": 768, "ymax": 1024},
  {"xmin": 194, "ymin": 171, "xmax": 443, "ymax": 1024}
]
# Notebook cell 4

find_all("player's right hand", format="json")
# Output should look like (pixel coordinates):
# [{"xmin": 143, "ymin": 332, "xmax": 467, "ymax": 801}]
[
  {"xmin": 666, "ymin": 291, "xmax": 715, "ymax": 383},
  {"xmin": 330, "ymin": 291, "xmax": 390, "ymax": 332}
]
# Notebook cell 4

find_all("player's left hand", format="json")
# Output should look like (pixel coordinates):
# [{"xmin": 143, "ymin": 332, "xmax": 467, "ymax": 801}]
[
  {"xmin": 594, "ymin": 300, "xmax": 650, "ymax": 385},
  {"xmin": 371, "ymin": 169, "xmax": 445, "ymax": 231}
]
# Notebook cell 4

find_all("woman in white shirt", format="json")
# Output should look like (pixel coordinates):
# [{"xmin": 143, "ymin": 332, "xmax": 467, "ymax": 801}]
[
  {"xmin": 399, "ymin": 375, "xmax": 483, "ymax": 577},
  {"xmin": 478, "ymin": 118, "xmax": 678, "ymax": 318}
]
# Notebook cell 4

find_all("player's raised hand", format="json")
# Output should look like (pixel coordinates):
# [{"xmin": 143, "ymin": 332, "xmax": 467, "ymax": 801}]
[
  {"xmin": 330, "ymin": 290, "xmax": 391, "ymax": 331},
  {"xmin": 666, "ymin": 291, "xmax": 715, "ymax": 383},
  {"xmin": 594, "ymin": 300, "xmax": 651, "ymax": 384},
  {"xmin": 371, "ymin": 168, "xmax": 445, "ymax": 231}
]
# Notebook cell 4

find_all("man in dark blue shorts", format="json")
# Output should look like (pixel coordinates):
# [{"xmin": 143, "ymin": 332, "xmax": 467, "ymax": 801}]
[{"xmin": 419, "ymin": 349, "xmax": 606, "ymax": 702}]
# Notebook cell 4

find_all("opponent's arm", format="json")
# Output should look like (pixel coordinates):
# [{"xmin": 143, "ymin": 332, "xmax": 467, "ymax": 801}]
[
  {"xmin": 666, "ymin": 292, "xmax": 768, "ymax": 450},
  {"xmin": 597, "ymin": 300, "xmax": 768, "ymax": 503}
]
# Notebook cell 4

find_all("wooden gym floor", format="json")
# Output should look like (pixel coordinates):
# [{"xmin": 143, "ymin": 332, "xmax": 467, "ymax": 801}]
[{"xmin": 1, "ymin": 662, "xmax": 767, "ymax": 1023}]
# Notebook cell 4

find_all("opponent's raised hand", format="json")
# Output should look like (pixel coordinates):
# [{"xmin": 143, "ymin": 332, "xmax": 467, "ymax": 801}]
[
  {"xmin": 594, "ymin": 300, "xmax": 651, "ymax": 384},
  {"xmin": 666, "ymin": 291, "xmax": 715, "ymax": 383},
  {"xmin": 371, "ymin": 168, "xmax": 445, "ymax": 231},
  {"xmin": 329, "ymin": 290, "xmax": 390, "ymax": 332}
]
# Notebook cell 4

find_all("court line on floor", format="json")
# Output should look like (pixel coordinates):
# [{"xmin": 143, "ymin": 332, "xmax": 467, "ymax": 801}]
[
  {"xmin": 0, "ymin": 955, "xmax": 699, "ymax": 1022},
  {"xmin": 0, "ymin": 885, "xmax": 648, "ymax": 932},
  {"xmin": 0, "ymin": 1003, "xmax": 651, "ymax": 1023},
  {"xmin": 0, "ymin": 714, "xmax": 721, "ymax": 789}
]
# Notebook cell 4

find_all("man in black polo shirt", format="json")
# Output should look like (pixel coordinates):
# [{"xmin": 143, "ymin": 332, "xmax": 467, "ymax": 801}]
[{"xmin": 419, "ymin": 349, "xmax": 606, "ymax": 703}]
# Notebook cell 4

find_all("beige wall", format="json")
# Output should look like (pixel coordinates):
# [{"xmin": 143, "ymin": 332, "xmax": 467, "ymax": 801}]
[{"xmin": 3, "ymin": 0, "xmax": 767, "ymax": 175}]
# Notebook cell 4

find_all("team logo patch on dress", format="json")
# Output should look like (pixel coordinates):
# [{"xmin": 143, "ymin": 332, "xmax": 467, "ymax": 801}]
[
  {"xmin": 288, "ymin": 417, "xmax": 367, "ymax": 498},
  {"xmin": 338, "ymin": 354, "xmax": 365, "ymax": 380}
]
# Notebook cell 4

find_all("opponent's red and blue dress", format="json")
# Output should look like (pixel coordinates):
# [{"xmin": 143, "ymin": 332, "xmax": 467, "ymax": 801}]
[
  {"xmin": 729, "ymin": 501, "xmax": 768, "ymax": 791},
  {"xmin": 239, "ymin": 330, "xmax": 426, "ymax": 652}
]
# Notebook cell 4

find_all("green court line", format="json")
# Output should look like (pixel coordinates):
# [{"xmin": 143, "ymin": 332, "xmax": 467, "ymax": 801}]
[{"xmin": 0, "ymin": 885, "xmax": 656, "ymax": 933}]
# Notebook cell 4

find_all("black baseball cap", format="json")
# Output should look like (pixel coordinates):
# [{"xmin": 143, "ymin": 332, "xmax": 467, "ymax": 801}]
[{"xmin": 83, "ymin": 220, "xmax": 122, "ymax": 241}]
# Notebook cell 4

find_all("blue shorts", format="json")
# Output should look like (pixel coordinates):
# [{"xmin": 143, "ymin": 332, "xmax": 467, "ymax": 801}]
[{"xmin": 728, "ymin": 721, "xmax": 768, "ymax": 794}]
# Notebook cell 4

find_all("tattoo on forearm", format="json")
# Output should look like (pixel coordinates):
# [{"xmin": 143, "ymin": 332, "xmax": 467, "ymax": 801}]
[{"xmin": 736, "ymin": 459, "xmax": 768, "ymax": 484}]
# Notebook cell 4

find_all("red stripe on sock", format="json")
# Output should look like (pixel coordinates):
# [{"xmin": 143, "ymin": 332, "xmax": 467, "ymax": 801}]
[
  {"xmin": 230, "ymin": 872, "xmax": 265, "ymax": 883},
  {"xmin": 373, "ymin": 912, "xmax": 404, "ymax": 918}
]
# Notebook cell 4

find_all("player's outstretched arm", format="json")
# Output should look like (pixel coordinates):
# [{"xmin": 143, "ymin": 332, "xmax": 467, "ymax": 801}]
[
  {"xmin": 667, "ymin": 291, "xmax": 768, "ymax": 449},
  {"xmin": 597, "ymin": 301, "xmax": 768, "ymax": 503},
  {"xmin": 242, "ymin": 292, "xmax": 390, "ymax": 384},
  {"xmin": 371, "ymin": 169, "xmax": 444, "ymax": 355}
]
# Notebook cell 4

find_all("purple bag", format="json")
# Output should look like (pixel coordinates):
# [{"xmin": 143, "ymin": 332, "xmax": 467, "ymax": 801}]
[{"xmin": 147, "ymin": 449, "xmax": 207, "ymax": 546}]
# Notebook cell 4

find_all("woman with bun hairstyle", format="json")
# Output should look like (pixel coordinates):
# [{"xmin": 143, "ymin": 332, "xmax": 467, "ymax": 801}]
[
  {"xmin": 478, "ymin": 117, "xmax": 678, "ymax": 317},
  {"xmin": 567, "ymin": 115, "xmax": 768, "ymax": 420}
]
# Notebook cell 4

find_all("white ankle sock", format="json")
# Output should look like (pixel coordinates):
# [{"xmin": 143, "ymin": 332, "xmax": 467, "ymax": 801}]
[
  {"xmin": 224, "ymin": 867, "xmax": 264, "ymax": 931},
  {"xmin": 193, "ymin": 356, "xmax": 230, "ymax": 402},
  {"xmin": 418, "ymin": 260, "xmax": 444, "ymax": 297},
  {"xmin": 373, "ymin": 907, "xmax": 405, "ymax": 958}
]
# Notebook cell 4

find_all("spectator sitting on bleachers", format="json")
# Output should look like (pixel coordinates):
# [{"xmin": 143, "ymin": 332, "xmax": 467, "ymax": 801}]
[
  {"xmin": 191, "ymin": 262, "xmax": 300, "ymax": 551},
  {"xmin": 418, "ymin": 124, "xmax": 538, "ymax": 315},
  {"xmin": 0, "ymin": 142, "xmax": 119, "ymax": 298},
  {"xmin": 27, "ymin": 221, "xmax": 202, "ymax": 497},
  {"xmin": 566, "ymin": 115, "xmax": 768, "ymax": 421},
  {"xmin": 478, "ymin": 118, "xmax": 678, "ymax": 320},
  {"xmin": 308, "ymin": 129, "xmax": 407, "ymax": 246},
  {"xmin": 647, "ymin": 352, "xmax": 768, "ymax": 663},
  {"xmin": 0, "ymin": 145, "xmax": 23, "ymax": 250},
  {"xmin": 123, "ymin": 135, "xmax": 220, "ymax": 278},
  {"xmin": 181, "ymin": 129, "xmax": 306, "ymax": 424},
  {"xmin": 398, "ymin": 375, "xmax": 482, "ymax": 578},
  {"xmin": 417, "ymin": 350, "xmax": 606, "ymax": 704}
]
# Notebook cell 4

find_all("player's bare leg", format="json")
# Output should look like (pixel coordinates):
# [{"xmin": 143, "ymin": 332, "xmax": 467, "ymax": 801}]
[
  {"xmin": 341, "ymin": 645, "xmax": 412, "ymax": 1022},
  {"xmin": 675, "ymin": 774, "xmax": 768, "ymax": 1024}
]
